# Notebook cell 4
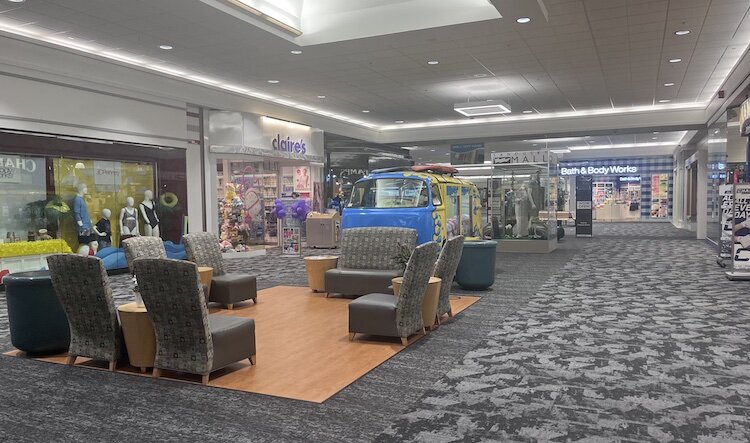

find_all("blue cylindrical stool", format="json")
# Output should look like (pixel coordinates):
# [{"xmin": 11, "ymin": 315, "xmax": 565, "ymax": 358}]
[
  {"xmin": 455, "ymin": 240, "xmax": 497, "ymax": 290},
  {"xmin": 4, "ymin": 270, "xmax": 70, "ymax": 354}
]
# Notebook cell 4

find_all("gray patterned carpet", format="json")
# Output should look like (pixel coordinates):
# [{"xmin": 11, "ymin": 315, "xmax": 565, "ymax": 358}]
[{"xmin": 2, "ymin": 222, "xmax": 748, "ymax": 442}]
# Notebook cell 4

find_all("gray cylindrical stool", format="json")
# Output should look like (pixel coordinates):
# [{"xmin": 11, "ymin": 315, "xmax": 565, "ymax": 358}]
[
  {"xmin": 455, "ymin": 240, "xmax": 497, "ymax": 290},
  {"xmin": 4, "ymin": 270, "xmax": 70, "ymax": 354}
]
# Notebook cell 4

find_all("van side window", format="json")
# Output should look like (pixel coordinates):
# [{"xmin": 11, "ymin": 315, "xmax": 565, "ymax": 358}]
[{"xmin": 431, "ymin": 184, "xmax": 442, "ymax": 206}]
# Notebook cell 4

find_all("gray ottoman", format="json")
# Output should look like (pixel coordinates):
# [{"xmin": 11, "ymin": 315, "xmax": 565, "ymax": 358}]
[{"xmin": 455, "ymin": 240, "xmax": 498, "ymax": 290}]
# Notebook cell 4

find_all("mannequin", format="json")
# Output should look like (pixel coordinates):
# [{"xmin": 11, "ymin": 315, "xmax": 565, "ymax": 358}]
[
  {"xmin": 140, "ymin": 190, "xmax": 160, "ymax": 237},
  {"xmin": 78, "ymin": 240, "xmax": 98, "ymax": 256},
  {"xmin": 120, "ymin": 197, "xmax": 140, "ymax": 245},
  {"xmin": 94, "ymin": 208, "xmax": 112, "ymax": 249},
  {"xmin": 513, "ymin": 184, "xmax": 536, "ymax": 237},
  {"xmin": 72, "ymin": 183, "xmax": 94, "ymax": 246}
]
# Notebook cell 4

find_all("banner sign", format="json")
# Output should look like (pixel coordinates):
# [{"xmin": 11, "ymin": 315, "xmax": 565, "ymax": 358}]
[
  {"xmin": 732, "ymin": 184, "xmax": 750, "ymax": 270},
  {"xmin": 720, "ymin": 184, "xmax": 733, "ymax": 258},
  {"xmin": 282, "ymin": 227, "xmax": 301, "ymax": 256},
  {"xmin": 0, "ymin": 155, "xmax": 39, "ymax": 183},
  {"xmin": 451, "ymin": 143, "xmax": 485, "ymax": 165},
  {"xmin": 575, "ymin": 175, "xmax": 593, "ymax": 236},
  {"xmin": 492, "ymin": 150, "xmax": 557, "ymax": 166}
]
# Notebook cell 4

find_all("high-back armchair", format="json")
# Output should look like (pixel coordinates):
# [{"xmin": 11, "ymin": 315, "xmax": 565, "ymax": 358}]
[
  {"xmin": 133, "ymin": 258, "xmax": 256, "ymax": 384},
  {"xmin": 183, "ymin": 232, "xmax": 257, "ymax": 309},
  {"xmin": 123, "ymin": 236, "xmax": 166, "ymax": 275},
  {"xmin": 434, "ymin": 235, "xmax": 464, "ymax": 322},
  {"xmin": 348, "ymin": 241, "xmax": 440, "ymax": 346},
  {"xmin": 47, "ymin": 254, "xmax": 122, "ymax": 371}
]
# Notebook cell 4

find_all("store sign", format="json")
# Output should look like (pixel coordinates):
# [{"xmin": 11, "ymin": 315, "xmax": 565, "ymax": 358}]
[
  {"xmin": 93, "ymin": 161, "xmax": 122, "ymax": 187},
  {"xmin": 272, "ymin": 135, "xmax": 306, "ymax": 154},
  {"xmin": 492, "ymin": 150, "xmax": 551, "ymax": 165},
  {"xmin": 0, "ymin": 155, "xmax": 38, "ymax": 183},
  {"xmin": 561, "ymin": 165, "xmax": 638, "ymax": 176},
  {"xmin": 451, "ymin": 143, "xmax": 485, "ymax": 165},
  {"xmin": 208, "ymin": 111, "xmax": 323, "ymax": 162},
  {"xmin": 575, "ymin": 175, "xmax": 593, "ymax": 236},
  {"xmin": 619, "ymin": 176, "xmax": 641, "ymax": 182}
]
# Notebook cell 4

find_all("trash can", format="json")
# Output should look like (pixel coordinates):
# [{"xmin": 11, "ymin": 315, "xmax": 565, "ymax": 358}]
[
  {"xmin": 455, "ymin": 240, "xmax": 497, "ymax": 290},
  {"xmin": 4, "ymin": 270, "xmax": 70, "ymax": 354}
]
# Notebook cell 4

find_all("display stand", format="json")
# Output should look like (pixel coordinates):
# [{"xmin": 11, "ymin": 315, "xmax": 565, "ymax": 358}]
[
  {"xmin": 726, "ymin": 184, "xmax": 750, "ymax": 280},
  {"xmin": 489, "ymin": 149, "xmax": 558, "ymax": 253},
  {"xmin": 575, "ymin": 175, "xmax": 593, "ymax": 237},
  {"xmin": 717, "ymin": 184, "xmax": 733, "ymax": 267}
]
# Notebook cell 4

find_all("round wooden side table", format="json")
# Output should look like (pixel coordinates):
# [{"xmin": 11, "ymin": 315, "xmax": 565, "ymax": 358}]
[
  {"xmin": 304, "ymin": 256, "xmax": 338, "ymax": 292},
  {"xmin": 197, "ymin": 266, "xmax": 213, "ymax": 296},
  {"xmin": 118, "ymin": 302, "xmax": 156, "ymax": 373},
  {"xmin": 391, "ymin": 276, "xmax": 442, "ymax": 329}
]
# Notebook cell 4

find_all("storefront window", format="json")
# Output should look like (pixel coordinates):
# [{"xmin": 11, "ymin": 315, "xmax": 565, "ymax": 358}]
[{"xmin": 0, "ymin": 134, "xmax": 189, "ymax": 274}]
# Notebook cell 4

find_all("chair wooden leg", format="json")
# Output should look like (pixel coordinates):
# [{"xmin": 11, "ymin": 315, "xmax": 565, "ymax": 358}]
[
  {"xmin": 421, "ymin": 327, "xmax": 427, "ymax": 335},
  {"xmin": 226, "ymin": 303, "xmax": 234, "ymax": 310},
  {"xmin": 108, "ymin": 360, "xmax": 116, "ymax": 372},
  {"xmin": 325, "ymin": 292, "xmax": 330, "ymax": 298},
  {"xmin": 252, "ymin": 298, "xmax": 257, "ymax": 304},
  {"xmin": 349, "ymin": 332, "xmax": 356, "ymax": 341},
  {"xmin": 140, "ymin": 367, "xmax": 147, "ymax": 373},
  {"xmin": 448, "ymin": 309, "xmax": 454, "ymax": 318},
  {"xmin": 65, "ymin": 355, "xmax": 77, "ymax": 366},
  {"xmin": 435, "ymin": 315, "xmax": 441, "ymax": 326},
  {"xmin": 249, "ymin": 355, "xmax": 256, "ymax": 365},
  {"xmin": 400, "ymin": 337, "xmax": 408, "ymax": 346},
  {"xmin": 152, "ymin": 368, "xmax": 161, "ymax": 379},
  {"xmin": 202, "ymin": 374, "xmax": 210, "ymax": 385}
]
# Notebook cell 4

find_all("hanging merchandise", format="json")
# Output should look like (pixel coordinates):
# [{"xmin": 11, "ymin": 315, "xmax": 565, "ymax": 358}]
[
  {"xmin": 218, "ymin": 183, "xmax": 251, "ymax": 252},
  {"xmin": 726, "ymin": 183, "xmax": 750, "ymax": 280}
]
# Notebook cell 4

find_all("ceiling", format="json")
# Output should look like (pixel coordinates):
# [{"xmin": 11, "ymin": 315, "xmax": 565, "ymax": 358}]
[{"xmin": 0, "ymin": 0, "xmax": 748, "ymax": 133}]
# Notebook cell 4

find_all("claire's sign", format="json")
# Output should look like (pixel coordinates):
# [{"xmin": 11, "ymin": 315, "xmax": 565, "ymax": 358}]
[{"xmin": 272, "ymin": 135, "xmax": 306, "ymax": 154}]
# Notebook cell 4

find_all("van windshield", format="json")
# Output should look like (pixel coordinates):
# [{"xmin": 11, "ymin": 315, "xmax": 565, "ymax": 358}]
[{"xmin": 347, "ymin": 178, "xmax": 429, "ymax": 208}]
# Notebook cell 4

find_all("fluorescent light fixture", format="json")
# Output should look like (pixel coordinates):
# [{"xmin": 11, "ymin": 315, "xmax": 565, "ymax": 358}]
[
  {"xmin": 568, "ymin": 141, "xmax": 675, "ymax": 151},
  {"xmin": 664, "ymin": 83, "xmax": 675, "ymax": 86},
  {"xmin": 224, "ymin": 0, "xmax": 302, "ymax": 36},
  {"xmin": 290, "ymin": 50, "xmax": 302, "ymax": 55},
  {"xmin": 551, "ymin": 149, "xmax": 571, "ymax": 154},
  {"xmin": 100, "ymin": 51, "xmax": 144, "ymax": 65},
  {"xmin": 267, "ymin": 79, "xmax": 279, "ymax": 84},
  {"xmin": 675, "ymin": 30, "xmax": 690, "ymax": 36},
  {"xmin": 362, "ymin": 110, "xmax": 370, "ymax": 113},
  {"xmin": 187, "ymin": 75, "xmax": 220, "ymax": 85},
  {"xmin": 522, "ymin": 110, "xmax": 533, "ymax": 114},
  {"xmin": 454, "ymin": 100, "xmax": 511, "ymax": 117},
  {"xmin": 658, "ymin": 99, "xmax": 671, "ymax": 103},
  {"xmin": 317, "ymin": 95, "xmax": 326, "ymax": 99},
  {"xmin": 148, "ymin": 65, "xmax": 187, "ymax": 76},
  {"xmin": 395, "ymin": 120, "xmax": 405, "ymax": 124},
  {"xmin": 669, "ymin": 58, "xmax": 682, "ymax": 63},
  {"xmin": 427, "ymin": 60, "xmax": 439, "ymax": 65},
  {"xmin": 516, "ymin": 17, "xmax": 531, "ymax": 24},
  {"xmin": 159, "ymin": 45, "xmax": 173, "ymax": 50}
]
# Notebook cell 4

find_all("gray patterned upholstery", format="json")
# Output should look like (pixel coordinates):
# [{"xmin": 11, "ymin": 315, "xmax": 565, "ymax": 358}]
[
  {"xmin": 183, "ymin": 232, "xmax": 226, "ymax": 276},
  {"xmin": 434, "ymin": 235, "xmax": 465, "ymax": 319},
  {"xmin": 133, "ymin": 258, "xmax": 256, "ymax": 377},
  {"xmin": 338, "ymin": 227, "xmax": 417, "ymax": 270},
  {"xmin": 47, "ymin": 254, "xmax": 122, "ymax": 363},
  {"xmin": 183, "ymin": 232, "xmax": 257, "ymax": 307},
  {"xmin": 348, "ymin": 241, "xmax": 441, "ymax": 342},
  {"xmin": 395, "ymin": 241, "xmax": 441, "ymax": 337},
  {"xmin": 326, "ymin": 227, "xmax": 417, "ymax": 296},
  {"xmin": 123, "ymin": 236, "xmax": 166, "ymax": 274}
]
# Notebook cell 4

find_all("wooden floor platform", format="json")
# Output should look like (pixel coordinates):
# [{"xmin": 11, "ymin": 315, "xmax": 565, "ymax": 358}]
[{"xmin": 7, "ymin": 286, "xmax": 479, "ymax": 403}]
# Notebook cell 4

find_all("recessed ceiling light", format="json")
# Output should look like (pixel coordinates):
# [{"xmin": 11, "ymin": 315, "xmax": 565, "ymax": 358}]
[
  {"xmin": 473, "ymin": 73, "xmax": 488, "ymax": 78},
  {"xmin": 522, "ymin": 110, "xmax": 533, "ymax": 114},
  {"xmin": 652, "ymin": 137, "xmax": 658, "ymax": 140},
  {"xmin": 516, "ymin": 17, "xmax": 531, "ymax": 24},
  {"xmin": 658, "ymin": 99, "xmax": 671, "ymax": 103},
  {"xmin": 427, "ymin": 60, "xmax": 439, "ymax": 65},
  {"xmin": 664, "ymin": 82, "xmax": 675, "ymax": 86},
  {"xmin": 362, "ymin": 110, "xmax": 370, "ymax": 113},
  {"xmin": 674, "ymin": 30, "xmax": 691, "ymax": 36},
  {"xmin": 395, "ymin": 120, "xmax": 405, "ymax": 124},
  {"xmin": 290, "ymin": 50, "xmax": 302, "ymax": 55},
  {"xmin": 653, "ymin": 131, "xmax": 660, "ymax": 134},
  {"xmin": 317, "ymin": 95, "xmax": 326, "ymax": 99},
  {"xmin": 159, "ymin": 45, "xmax": 173, "ymax": 50},
  {"xmin": 7, "ymin": 0, "xmax": 25, "ymax": 2},
  {"xmin": 430, "ymin": 149, "xmax": 436, "ymax": 152},
  {"xmin": 267, "ymin": 80, "xmax": 279, "ymax": 84},
  {"xmin": 668, "ymin": 58, "xmax": 682, "ymax": 63}
]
